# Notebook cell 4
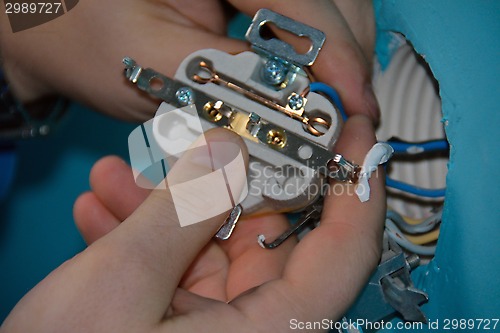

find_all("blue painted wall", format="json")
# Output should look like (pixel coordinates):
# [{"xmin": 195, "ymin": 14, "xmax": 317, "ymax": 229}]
[
  {"xmin": 374, "ymin": 0, "xmax": 500, "ymax": 327},
  {"xmin": 0, "ymin": 105, "xmax": 134, "ymax": 321}
]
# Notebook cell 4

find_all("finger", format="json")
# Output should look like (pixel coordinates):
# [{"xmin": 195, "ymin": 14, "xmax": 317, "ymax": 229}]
[
  {"xmin": 180, "ymin": 242, "xmax": 229, "ymax": 301},
  {"xmin": 181, "ymin": 214, "xmax": 295, "ymax": 303},
  {"xmin": 231, "ymin": 116, "xmax": 385, "ymax": 325},
  {"xmin": 289, "ymin": 115, "xmax": 385, "ymax": 316},
  {"xmin": 168, "ymin": 288, "xmax": 247, "ymax": 329},
  {"xmin": 82, "ymin": 128, "xmax": 249, "ymax": 321},
  {"xmin": 0, "ymin": 0, "xmax": 249, "ymax": 121},
  {"xmin": 333, "ymin": 0, "xmax": 376, "ymax": 62},
  {"xmin": 218, "ymin": 213, "xmax": 295, "ymax": 301},
  {"xmin": 75, "ymin": 155, "xmax": 150, "ymax": 244},
  {"xmin": 159, "ymin": 0, "xmax": 229, "ymax": 35},
  {"xmin": 73, "ymin": 192, "xmax": 120, "ymax": 244},
  {"xmin": 89, "ymin": 155, "xmax": 150, "ymax": 221},
  {"xmin": 227, "ymin": 0, "xmax": 379, "ymax": 121},
  {"xmin": 302, "ymin": 115, "xmax": 384, "ymax": 295}
]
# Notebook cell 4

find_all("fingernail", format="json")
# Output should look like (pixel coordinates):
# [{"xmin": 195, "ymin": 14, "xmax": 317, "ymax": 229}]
[
  {"xmin": 167, "ymin": 128, "xmax": 247, "ymax": 184},
  {"xmin": 363, "ymin": 83, "xmax": 381, "ymax": 124},
  {"xmin": 186, "ymin": 128, "xmax": 246, "ymax": 172}
]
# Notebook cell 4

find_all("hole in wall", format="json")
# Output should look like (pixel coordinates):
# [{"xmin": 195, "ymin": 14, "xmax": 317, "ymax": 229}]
[{"xmin": 373, "ymin": 36, "xmax": 448, "ymax": 220}]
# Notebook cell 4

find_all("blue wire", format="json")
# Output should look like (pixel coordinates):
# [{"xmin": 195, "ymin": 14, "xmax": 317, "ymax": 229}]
[
  {"xmin": 309, "ymin": 82, "xmax": 348, "ymax": 121},
  {"xmin": 310, "ymin": 81, "xmax": 447, "ymax": 198},
  {"xmin": 385, "ymin": 139, "xmax": 448, "ymax": 197},
  {"xmin": 387, "ymin": 139, "xmax": 449, "ymax": 154},
  {"xmin": 386, "ymin": 177, "xmax": 446, "ymax": 198}
]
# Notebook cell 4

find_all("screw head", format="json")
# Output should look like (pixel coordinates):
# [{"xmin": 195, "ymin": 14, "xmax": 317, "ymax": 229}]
[
  {"xmin": 122, "ymin": 57, "xmax": 136, "ymax": 67},
  {"xmin": 175, "ymin": 87, "xmax": 194, "ymax": 106},
  {"xmin": 203, "ymin": 101, "xmax": 223, "ymax": 122},
  {"xmin": 266, "ymin": 129, "xmax": 287, "ymax": 149},
  {"xmin": 287, "ymin": 93, "xmax": 304, "ymax": 110},
  {"xmin": 262, "ymin": 58, "xmax": 288, "ymax": 85}
]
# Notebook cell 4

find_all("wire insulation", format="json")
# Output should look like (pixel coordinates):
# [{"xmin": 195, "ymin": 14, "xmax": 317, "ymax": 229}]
[
  {"xmin": 386, "ymin": 177, "xmax": 446, "ymax": 198},
  {"xmin": 385, "ymin": 219, "xmax": 436, "ymax": 255},
  {"xmin": 405, "ymin": 229, "xmax": 440, "ymax": 245},
  {"xmin": 386, "ymin": 209, "xmax": 442, "ymax": 234},
  {"xmin": 386, "ymin": 139, "xmax": 449, "ymax": 154},
  {"xmin": 309, "ymin": 82, "xmax": 348, "ymax": 121},
  {"xmin": 312, "ymin": 81, "xmax": 448, "ymax": 199}
]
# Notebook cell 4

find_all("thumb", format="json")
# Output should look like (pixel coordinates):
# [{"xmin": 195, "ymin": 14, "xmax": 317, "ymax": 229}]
[{"xmin": 89, "ymin": 127, "xmax": 248, "ymax": 321}]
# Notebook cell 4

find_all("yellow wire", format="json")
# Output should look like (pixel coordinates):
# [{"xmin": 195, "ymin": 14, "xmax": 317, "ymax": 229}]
[
  {"xmin": 386, "ymin": 206, "xmax": 441, "ymax": 244},
  {"xmin": 404, "ymin": 229, "xmax": 440, "ymax": 245},
  {"xmin": 401, "ymin": 215, "xmax": 424, "ymax": 225}
]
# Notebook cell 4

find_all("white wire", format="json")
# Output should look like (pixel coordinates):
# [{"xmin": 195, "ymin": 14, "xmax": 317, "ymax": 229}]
[{"xmin": 385, "ymin": 219, "xmax": 436, "ymax": 255}]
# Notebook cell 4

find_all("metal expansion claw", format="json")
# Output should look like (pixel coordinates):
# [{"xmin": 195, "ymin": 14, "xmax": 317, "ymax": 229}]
[
  {"xmin": 216, "ymin": 205, "xmax": 243, "ymax": 240},
  {"xmin": 257, "ymin": 198, "xmax": 324, "ymax": 249}
]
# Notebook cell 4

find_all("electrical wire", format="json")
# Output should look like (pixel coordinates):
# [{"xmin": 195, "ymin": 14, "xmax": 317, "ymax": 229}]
[
  {"xmin": 386, "ymin": 209, "xmax": 442, "ymax": 234},
  {"xmin": 385, "ymin": 208, "xmax": 441, "ymax": 245},
  {"xmin": 387, "ymin": 206, "xmax": 437, "ymax": 225},
  {"xmin": 386, "ymin": 177, "xmax": 446, "ymax": 198},
  {"xmin": 398, "ymin": 213, "xmax": 434, "ymax": 225},
  {"xmin": 384, "ymin": 139, "xmax": 448, "ymax": 197},
  {"xmin": 309, "ymin": 82, "xmax": 348, "ymax": 121},
  {"xmin": 309, "ymin": 82, "xmax": 445, "ymax": 253},
  {"xmin": 310, "ymin": 81, "xmax": 444, "ymax": 253},
  {"xmin": 312, "ymin": 81, "xmax": 447, "ymax": 198},
  {"xmin": 385, "ymin": 219, "xmax": 436, "ymax": 255},
  {"xmin": 386, "ymin": 139, "xmax": 449, "ymax": 154},
  {"xmin": 405, "ymin": 229, "xmax": 440, "ymax": 245},
  {"xmin": 386, "ymin": 140, "xmax": 449, "ymax": 198}
]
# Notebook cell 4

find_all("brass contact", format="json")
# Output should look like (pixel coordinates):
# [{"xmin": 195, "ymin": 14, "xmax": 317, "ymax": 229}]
[
  {"xmin": 267, "ymin": 129, "xmax": 287, "ymax": 149},
  {"xmin": 203, "ymin": 101, "xmax": 223, "ymax": 122}
]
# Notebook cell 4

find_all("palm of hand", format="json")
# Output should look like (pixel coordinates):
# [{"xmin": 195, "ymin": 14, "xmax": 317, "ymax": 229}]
[
  {"xmin": 78, "ymin": 153, "xmax": 295, "ymax": 303},
  {"xmin": 176, "ymin": 214, "xmax": 294, "ymax": 302}
]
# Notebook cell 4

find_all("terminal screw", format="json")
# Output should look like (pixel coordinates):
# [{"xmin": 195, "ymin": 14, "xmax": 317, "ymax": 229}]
[
  {"xmin": 267, "ymin": 129, "xmax": 287, "ymax": 149},
  {"xmin": 175, "ymin": 87, "xmax": 194, "ymax": 106},
  {"xmin": 262, "ymin": 58, "xmax": 288, "ymax": 86},
  {"xmin": 288, "ymin": 93, "xmax": 305, "ymax": 110}
]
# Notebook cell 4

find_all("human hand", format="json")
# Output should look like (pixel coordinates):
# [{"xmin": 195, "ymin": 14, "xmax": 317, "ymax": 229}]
[
  {"xmin": 1, "ymin": 115, "xmax": 385, "ymax": 332},
  {"xmin": 0, "ymin": 0, "xmax": 378, "ymax": 122}
]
